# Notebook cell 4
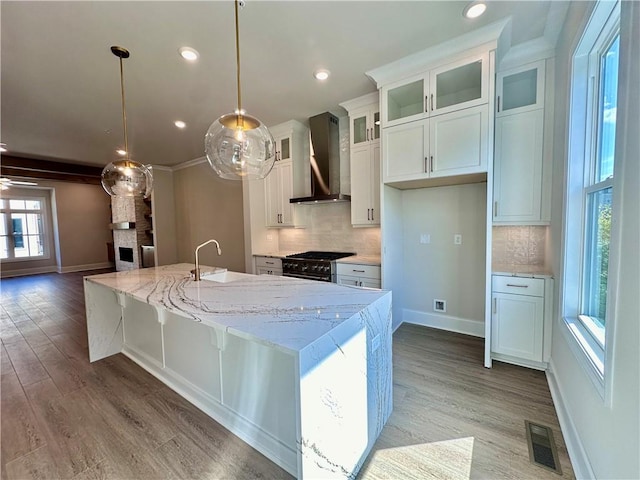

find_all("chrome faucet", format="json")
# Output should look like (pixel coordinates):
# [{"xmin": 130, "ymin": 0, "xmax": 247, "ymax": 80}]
[{"xmin": 192, "ymin": 239, "xmax": 222, "ymax": 281}]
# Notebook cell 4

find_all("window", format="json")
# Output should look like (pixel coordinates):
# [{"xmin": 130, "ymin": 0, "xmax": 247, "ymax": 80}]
[
  {"xmin": 0, "ymin": 196, "xmax": 49, "ymax": 261},
  {"xmin": 563, "ymin": 0, "xmax": 620, "ymax": 392}
]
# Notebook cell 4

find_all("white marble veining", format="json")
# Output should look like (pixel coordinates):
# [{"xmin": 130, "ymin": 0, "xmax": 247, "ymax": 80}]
[{"xmin": 84, "ymin": 264, "xmax": 389, "ymax": 355}]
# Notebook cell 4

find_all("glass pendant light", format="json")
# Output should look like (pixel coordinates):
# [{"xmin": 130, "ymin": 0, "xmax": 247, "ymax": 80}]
[
  {"xmin": 101, "ymin": 46, "xmax": 153, "ymax": 198},
  {"xmin": 205, "ymin": 0, "xmax": 275, "ymax": 180}
]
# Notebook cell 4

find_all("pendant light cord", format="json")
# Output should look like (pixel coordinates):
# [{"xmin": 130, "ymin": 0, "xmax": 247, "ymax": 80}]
[
  {"xmin": 234, "ymin": 0, "xmax": 244, "ymax": 128},
  {"xmin": 119, "ymin": 56, "xmax": 129, "ymax": 161}
]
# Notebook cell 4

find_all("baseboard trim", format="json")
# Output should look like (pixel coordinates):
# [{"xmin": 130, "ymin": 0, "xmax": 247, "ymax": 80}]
[
  {"xmin": 0, "ymin": 265, "xmax": 58, "ymax": 278},
  {"xmin": 403, "ymin": 309, "xmax": 484, "ymax": 337},
  {"xmin": 58, "ymin": 262, "xmax": 114, "ymax": 274},
  {"xmin": 546, "ymin": 359, "xmax": 595, "ymax": 479}
]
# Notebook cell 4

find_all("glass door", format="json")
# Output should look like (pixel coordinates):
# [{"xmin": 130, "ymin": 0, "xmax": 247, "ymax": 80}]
[
  {"xmin": 430, "ymin": 52, "xmax": 489, "ymax": 116},
  {"xmin": 496, "ymin": 60, "xmax": 545, "ymax": 116}
]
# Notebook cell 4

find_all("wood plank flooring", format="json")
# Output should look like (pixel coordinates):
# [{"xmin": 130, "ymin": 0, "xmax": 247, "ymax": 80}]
[{"xmin": 1, "ymin": 271, "xmax": 574, "ymax": 479}]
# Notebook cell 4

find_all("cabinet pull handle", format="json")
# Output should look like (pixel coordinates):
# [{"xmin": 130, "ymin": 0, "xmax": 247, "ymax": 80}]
[
  {"xmin": 494, "ymin": 201, "xmax": 498, "ymax": 216},
  {"xmin": 353, "ymin": 269, "xmax": 366, "ymax": 273},
  {"xmin": 266, "ymin": 261, "xmax": 274, "ymax": 265},
  {"xmin": 371, "ymin": 208, "xmax": 374, "ymax": 221},
  {"xmin": 366, "ymin": 128, "xmax": 370, "ymax": 142},
  {"xmin": 370, "ymin": 127, "xmax": 374, "ymax": 140},
  {"xmin": 506, "ymin": 284, "xmax": 529, "ymax": 288},
  {"xmin": 367, "ymin": 208, "xmax": 370, "ymax": 221},
  {"xmin": 425, "ymin": 95, "xmax": 428, "ymax": 112},
  {"xmin": 430, "ymin": 94, "xmax": 434, "ymax": 111},
  {"xmin": 430, "ymin": 156, "xmax": 434, "ymax": 172},
  {"xmin": 497, "ymin": 96, "xmax": 500, "ymax": 112},
  {"xmin": 424, "ymin": 157, "xmax": 428, "ymax": 173},
  {"xmin": 492, "ymin": 298, "xmax": 497, "ymax": 314}
]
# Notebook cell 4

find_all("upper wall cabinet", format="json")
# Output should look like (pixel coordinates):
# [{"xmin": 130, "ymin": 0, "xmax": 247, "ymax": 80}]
[
  {"xmin": 493, "ymin": 59, "xmax": 551, "ymax": 225},
  {"xmin": 381, "ymin": 52, "xmax": 490, "ymax": 127},
  {"xmin": 382, "ymin": 105, "xmax": 489, "ymax": 184},
  {"xmin": 349, "ymin": 104, "xmax": 380, "ymax": 149},
  {"xmin": 340, "ymin": 92, "xmax": 381, "ymax": 226},
  {"xmin": 264, "ymin": 120, "xmax": 310, "ymax": 228},
  {"xmin": 496, "ymin": 60, "xmax": 545, "ymax": 117}
]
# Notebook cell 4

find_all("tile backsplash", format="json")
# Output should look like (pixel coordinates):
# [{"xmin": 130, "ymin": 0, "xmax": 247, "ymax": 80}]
[
  {"xmin": 278, "ymin": 203, "xmax": 380, "ymax": 256},
  {"xmin": 492, "ymin": 226, "xmax": 548, "ymax": 266}
]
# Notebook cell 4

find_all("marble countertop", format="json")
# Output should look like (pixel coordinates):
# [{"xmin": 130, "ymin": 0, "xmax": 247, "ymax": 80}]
[
  {"xmin": 253, "ymin": 251, "xmax": 298, "ymax": 259},
  {"xmin": 337, "ymin": 255, "xmax": 381, "ymax": 266},
  {"xmin": 84, "ymin": 263, "xmax": 389, "ymax": 354},
  {"xmin": 492, "ymin": 264, "xmax": 553, "ymax": 279}
]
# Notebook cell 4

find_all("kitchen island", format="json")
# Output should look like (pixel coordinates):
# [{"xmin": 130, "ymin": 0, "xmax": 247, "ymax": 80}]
[{"xmin": 84, "ymin": 264, "xmax": 392, "ymax": 479}]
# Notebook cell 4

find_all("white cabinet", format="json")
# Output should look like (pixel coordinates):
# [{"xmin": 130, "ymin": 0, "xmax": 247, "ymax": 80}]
[
  {"xmin": 491, "ymin": 275, "xmax": 553, "ymax": 369},
  {"xmin": 493, "ymin": 110, "xmax": 544, "ymax": 222},
  {"xmin": 340, "ymin": 93, "xmax": 381, "ymax": 226},
  {"xmin": 347, "ymin": 102, "xmax": 380, "ymax": 149},
  {"xmin": 350, "ymin": 144, "xmax": 380, "ymax": 226},
  {"xmin": 265, "ymin": 160, "xmax": 294, "ymax": 227},
  {"xmin": 255, "ymin": 256, "xmax": 283, "ymax": 276},
  {"xmin": 264, "ymin": 120, "xmax": 310, "ymax": 228},
  {"xmin": 382, "ymin": 52, "xmax": 489, "ymax": 127},
  {"xmin": 496, "ymin": 60, "xmax": 545, "ymax": 116},
  {"xmin": 382, "ymin": 105, "xmax": 489, "ymax": 183},
  {"xmin": 336, "ymin": 263, "xmax": 381, "ymax": 289},
  {"xmin": 493, "ymin": 60, "xmax": 550, "ymax": 224}
]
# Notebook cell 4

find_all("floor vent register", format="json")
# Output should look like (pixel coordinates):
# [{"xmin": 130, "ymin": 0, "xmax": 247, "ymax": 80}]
[{"xmin": 525, "ymin": 420, "xmax": 562, "ymax": 474}]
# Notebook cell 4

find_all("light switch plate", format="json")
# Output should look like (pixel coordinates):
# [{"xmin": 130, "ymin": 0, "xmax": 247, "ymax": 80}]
[{"xmin": 454, "ymin": 234, "xmax": 462, "ymax": 245}]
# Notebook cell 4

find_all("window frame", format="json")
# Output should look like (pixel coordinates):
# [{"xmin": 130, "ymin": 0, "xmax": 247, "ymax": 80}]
[
  {"xmin": 562, "ymin": 0, "xmax": 620, "ymax": 400},
  {"xmin": 0, "ymin": 192, "xmax": 52, "ymax": 263}
]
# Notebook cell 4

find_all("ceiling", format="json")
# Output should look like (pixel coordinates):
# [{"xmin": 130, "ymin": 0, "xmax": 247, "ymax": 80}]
[{"xmin": 1, "ymin": 1, "xmax": 565, "ymax": 168}]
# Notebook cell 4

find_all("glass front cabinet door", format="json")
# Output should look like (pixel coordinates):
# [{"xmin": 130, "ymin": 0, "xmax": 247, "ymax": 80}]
[
  {"xmin": 350, "ymin": 105, "xmax": 380, "ymax": 148},
  {"xmin": 429, "ymin": 52, "xmax": 489, "ymax": 116},
  {"xmin": 496, "ymin": 60, "xmax": 545, "ymax": 117}
]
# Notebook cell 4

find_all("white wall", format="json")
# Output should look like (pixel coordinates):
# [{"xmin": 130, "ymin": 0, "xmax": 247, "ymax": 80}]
[
  {"xmin": 172, "ymin": 160, "xmax": 246, "ymax": 273},
  {"xmin": 399, "ymin": 183, "xmax": 487, "ymax": 336},
  {"xmin": 549, "ymin": 2, "xmax": 640, "ymax": 479},
  {"xmin": 151, "ymin": 168, "xmax": 178, "ymax": 265}
]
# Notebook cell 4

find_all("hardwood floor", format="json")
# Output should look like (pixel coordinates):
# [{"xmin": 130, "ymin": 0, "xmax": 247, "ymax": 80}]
[{"xmin": 1, "ymin": 271, "xmax": 574, "ymax": 479}]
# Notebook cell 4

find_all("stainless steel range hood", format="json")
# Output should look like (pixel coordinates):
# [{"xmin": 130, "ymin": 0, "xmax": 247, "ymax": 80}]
[{"xmin": 290, "ymin": 112, "xmax": 350, "ymax": 204}]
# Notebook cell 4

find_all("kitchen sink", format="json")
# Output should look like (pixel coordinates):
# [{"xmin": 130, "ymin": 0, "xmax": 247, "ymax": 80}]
[{"xmin": 200, "ymin": 270, "xmax": 254, "ymax": 283}]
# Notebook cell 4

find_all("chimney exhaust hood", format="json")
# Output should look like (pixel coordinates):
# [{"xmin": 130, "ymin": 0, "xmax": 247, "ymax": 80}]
[{"xmin": 289, "ymin": 112, "xmax": 350, "ymax": 204}]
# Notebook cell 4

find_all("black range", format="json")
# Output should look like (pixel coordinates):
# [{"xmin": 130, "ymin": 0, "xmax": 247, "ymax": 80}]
[{"xmin": 282, "ymin": 251, "xmax": 355, "ymax": 282}]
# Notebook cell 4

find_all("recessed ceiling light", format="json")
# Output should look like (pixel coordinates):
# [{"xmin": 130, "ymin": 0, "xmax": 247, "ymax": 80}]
[
  {"xmin": 314, "ymin": 69, "xmax": 330, "ymax": 81},
  {"xmin": 0, "ymin": 143, "xmax": 6, "ymax": 153},
  {"xmin": 179, "ymin": 47, "xmax": 199, "ymax": 61},
  {"xmin": 116, "ymin": 149, "xmax": 127, "ymax": 156},
  {"xmin": 463, "ymin": 1, "xmax": 487, "ymax": 19},
  {"xmin": 174, "ymin": 120, "xmax": 186, "ymax": 129}
]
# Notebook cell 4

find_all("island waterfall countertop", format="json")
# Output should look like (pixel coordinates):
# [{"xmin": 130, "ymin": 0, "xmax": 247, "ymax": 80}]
[
  {"xmin": 84, "ymin": 263, "xmax": 388, "ymax": 354},
  {"xmin": 84, "ymin": 263, "xmax": 393, "ymax": 479}
]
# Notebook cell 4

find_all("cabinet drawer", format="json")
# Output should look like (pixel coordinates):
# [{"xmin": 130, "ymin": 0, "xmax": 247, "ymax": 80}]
[
  {"xmin": 492, "ymin": 276, "xmax": 544, "ymax": 297},
  {"xmin": 255, "ymin": 256, "xmax": 283, "ymax": 269},
  {"xmin": 336, "ymin": 263, "xmax": 381, "ymax": 280}
]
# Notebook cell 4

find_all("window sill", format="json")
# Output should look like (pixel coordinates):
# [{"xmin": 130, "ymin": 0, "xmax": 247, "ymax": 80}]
[
  {"xmin": 1, "ymin": 254, "xmax": 50, "ymax": 264},
  {"xmin": 561, "ymin": 316, "xmax": 605, "ymax": 399}
]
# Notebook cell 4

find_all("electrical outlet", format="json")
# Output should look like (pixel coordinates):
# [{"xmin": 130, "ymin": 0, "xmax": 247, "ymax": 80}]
[
  {"xmin": 454, "ymin": 234, "xmax": 462, "ymax": 245},
  {"xmin": 420, "ymin": 233, "xmax": 431, "ymax": 244},
  {"xmin": 434, "ymin": 299, "xmax": 447, "ymax": 312},
  {"xmin": 266, "ymin": 234, "xmax": 273, "ymax": 242}
]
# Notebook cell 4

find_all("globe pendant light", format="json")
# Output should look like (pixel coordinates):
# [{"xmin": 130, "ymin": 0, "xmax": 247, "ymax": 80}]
[
  {"xmin": 101, "ymin": 46, "xmax": 153, "ymax": 198},
  {"xmin": 205, "ymin": 0, "xmax": 275, "ymax": 180}
]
